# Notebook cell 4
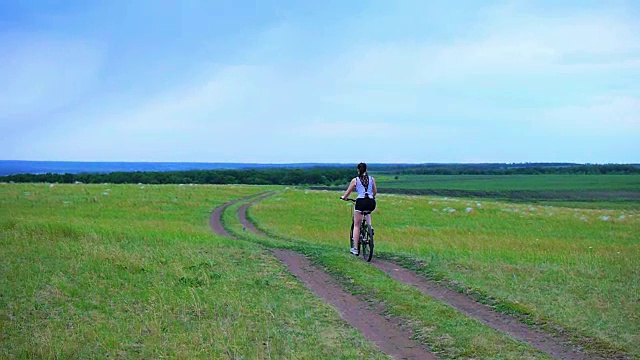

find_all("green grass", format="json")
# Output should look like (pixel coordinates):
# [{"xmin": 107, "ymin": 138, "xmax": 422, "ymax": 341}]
[
  {"xmin": 251, "ymin": 189, "xmax": 640, "ymax": 357},
  {"xmin": 376, "ymin": 174, "xmax": 640, "ymax": 192},
  {"xmin": 1, "ymin": 184, "xmax": 387, "ymax": 359},
  {"xmin": 4, "ymin": 182, "xmax": 637, "ymax": 358},
  {"xmin": 225, "ymin": 200, "xmax": 551, "ymax": 359},
  {"xmin": 371, "ymin": 174, "xmax": 640, "ymax": 210}
]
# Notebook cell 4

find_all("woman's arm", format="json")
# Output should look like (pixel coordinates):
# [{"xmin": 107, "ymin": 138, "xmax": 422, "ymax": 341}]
[
  {"xmin": 372, "ymin": 177, "xmax": 377, "ymax": 197},
  {"xmin": 341, "ymin": 178, "xmax": 356, "ymax": 199}
]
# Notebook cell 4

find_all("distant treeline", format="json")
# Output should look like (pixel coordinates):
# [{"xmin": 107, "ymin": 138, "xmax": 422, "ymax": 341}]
[
  {"xmin": 2, "ymin": 164, "xmax": 639, "ymax": 185},
  {"xmin": 387, "ymin": 163, "xmax": 640, "ymax": 175},
  {"xmin": 0, "ymin": 168, "xmax": 354, "ymax": 186}
]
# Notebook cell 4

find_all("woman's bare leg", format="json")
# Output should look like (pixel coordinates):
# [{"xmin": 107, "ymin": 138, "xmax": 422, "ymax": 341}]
[{"xmin": 353, "ymin": 211, "xmax": 363, "ymax": 251}]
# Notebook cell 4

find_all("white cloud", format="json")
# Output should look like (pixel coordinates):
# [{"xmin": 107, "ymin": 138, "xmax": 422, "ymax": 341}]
[
  {"xmin": 533, "ymin": 96, "xmax": 640, "ymax": 135},
  {"xmin": 341, "ymin": 11, "xmax": 640, "ymax": 86},
  {"xmin": 295, "ymin": 121, "xmax": 408, "ymax": 137},
  {"xmin": 102, "ymin": 65, "xmax": 269, "ymax": 133},
  {"xmin": 9, "ymin": 64, "xmax": 297, "ymax": 161},
  {"xmin": 0, "ymin": 34, "xmax": 105, "ymax": 124},
  {"xmin": 293, "ymin": 120, "xmax": 479, "ymax": 142}
]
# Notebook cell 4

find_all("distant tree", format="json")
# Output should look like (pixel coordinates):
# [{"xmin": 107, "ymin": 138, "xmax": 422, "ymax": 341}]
[{"xmin": 2, "ymin": 163, "xmax": 639, "ymax": 184}]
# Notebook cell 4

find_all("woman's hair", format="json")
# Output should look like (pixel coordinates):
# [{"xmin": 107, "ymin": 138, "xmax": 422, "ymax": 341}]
[
  {"xmin": 357, "ymin": 162, "xmax": 369, "ymax": 190},
  {"xmin": 357, "ymin": 162, "xmax": 367, "ymax": 176}
]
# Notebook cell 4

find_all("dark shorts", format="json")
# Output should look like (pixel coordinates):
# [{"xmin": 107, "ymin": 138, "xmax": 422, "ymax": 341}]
[{"xmin": 355, "ymin": 197, "xmax": 376, "ymax": 213}]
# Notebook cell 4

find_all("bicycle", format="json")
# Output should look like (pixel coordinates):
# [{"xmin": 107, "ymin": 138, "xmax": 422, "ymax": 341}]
[{"xmin": 342, "ymin": 198, "xmax": 374, "ymax": 262}]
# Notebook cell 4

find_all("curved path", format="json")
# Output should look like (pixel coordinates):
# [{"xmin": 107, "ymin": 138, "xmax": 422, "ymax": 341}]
[
  {"xmin": 215, "ymin": 194, "xmax": 607, "ymax": 360},
  {"xmin": 210, "ymin": 192, "xmax": 274, "ymax": 237},
  {"xmin": 212, "ymin": 195, "xmax": 437, "ymax": 360}
]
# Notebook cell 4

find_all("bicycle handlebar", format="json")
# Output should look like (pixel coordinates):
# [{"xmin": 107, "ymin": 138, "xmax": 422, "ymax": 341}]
[{"xmin": 341, "ymin": 197, "xmax": 356, "ymax": 203}]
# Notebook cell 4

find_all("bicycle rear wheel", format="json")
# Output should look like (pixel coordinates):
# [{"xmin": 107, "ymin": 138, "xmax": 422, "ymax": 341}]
[{"xmin": 359, "ymin": 223, "xmax": 374, "ymax": 262}]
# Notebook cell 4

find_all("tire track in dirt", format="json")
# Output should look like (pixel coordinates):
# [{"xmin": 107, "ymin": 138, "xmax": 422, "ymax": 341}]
[
  {"xmin": 212, "ymin": 194, "xmax": 437, "ymax": 360},
  {"xmin": 237, "ymin": 195, "xmax": 608, "ymax": 360},
  {"xmin": 237, "ymin": 192, "xmax": 273, "ymax": 234},
  {"xmin": 271, "ymin": 249, "xmax": 436, "ymax": 360},
  {"xmin": 210, "ymin": 193, "xmax": 268, "ymax": 237},
  {"xmin": 371, "ymin": 261, "xmax": 599, "ymax": 360}
]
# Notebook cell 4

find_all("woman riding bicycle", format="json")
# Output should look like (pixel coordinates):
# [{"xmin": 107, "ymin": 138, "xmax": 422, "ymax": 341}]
[{"xmin": 340, "ymin": 162, "xmax": 377, "ymax": 255}]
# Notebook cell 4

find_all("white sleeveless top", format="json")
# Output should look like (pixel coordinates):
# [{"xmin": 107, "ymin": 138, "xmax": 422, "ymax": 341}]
[{"xmin": 355, "ymin": 175, "xmax": 374, "ymax": 199}]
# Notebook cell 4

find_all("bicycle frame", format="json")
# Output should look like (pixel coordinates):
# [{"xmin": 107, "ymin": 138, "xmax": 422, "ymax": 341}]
[
  {"xmin": 350, "ymin": 214, "xmax": 370, "ymax": 244},
  {"xmin": 344, "ymin": 198, "xmax": 374, "ymax": 262}
]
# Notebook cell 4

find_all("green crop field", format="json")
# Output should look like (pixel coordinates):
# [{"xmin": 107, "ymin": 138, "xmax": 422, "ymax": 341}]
[
  {"xmin": 372, "ymin": 174, "xmax": 640, "ymax": 209},
  {"xmin": 251, "ymin": 189, "xmax": 640, "ymax": 356},
  {"xmin": 375, "ymin": 174, "xmax": 640, "ymax": 192}
]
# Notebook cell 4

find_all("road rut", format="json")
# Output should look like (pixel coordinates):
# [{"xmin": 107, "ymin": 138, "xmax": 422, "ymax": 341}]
[{"xmin": 211, "ymin": 195, "xmax": 437, "ymax": 359}]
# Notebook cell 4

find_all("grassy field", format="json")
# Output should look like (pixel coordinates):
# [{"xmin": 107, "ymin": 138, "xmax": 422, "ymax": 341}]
[
  {"xmin": 226, "ymin": 199, "xmax": 553, "ymax": 359},
  {"xmin": 251, "ymin": 189, "xmax": 640, "ymax": 356},
  {"xmin": 3, "ymin": 181, "xmax": 638, "ymax": 358},
  {"xmin": 0, "ymin": 184, "xmax": 387, "ymax": 359}
]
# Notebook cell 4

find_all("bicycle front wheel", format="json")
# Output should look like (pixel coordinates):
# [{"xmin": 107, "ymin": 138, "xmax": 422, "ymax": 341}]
[{"xmin": 359, "ymin": 223, "xmax": 374, "ymax": 262}]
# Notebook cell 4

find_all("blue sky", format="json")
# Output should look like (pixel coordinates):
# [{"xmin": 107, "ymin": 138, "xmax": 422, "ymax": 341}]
[{"xmin": 1, "ymin": 0, "xmax": 639, "ymax": 163}]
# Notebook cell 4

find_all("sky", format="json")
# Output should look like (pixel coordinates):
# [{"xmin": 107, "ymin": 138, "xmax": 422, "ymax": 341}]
[{"xmin": 1, "ymin": 0, "xmax": 639, "ymax": 164}]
